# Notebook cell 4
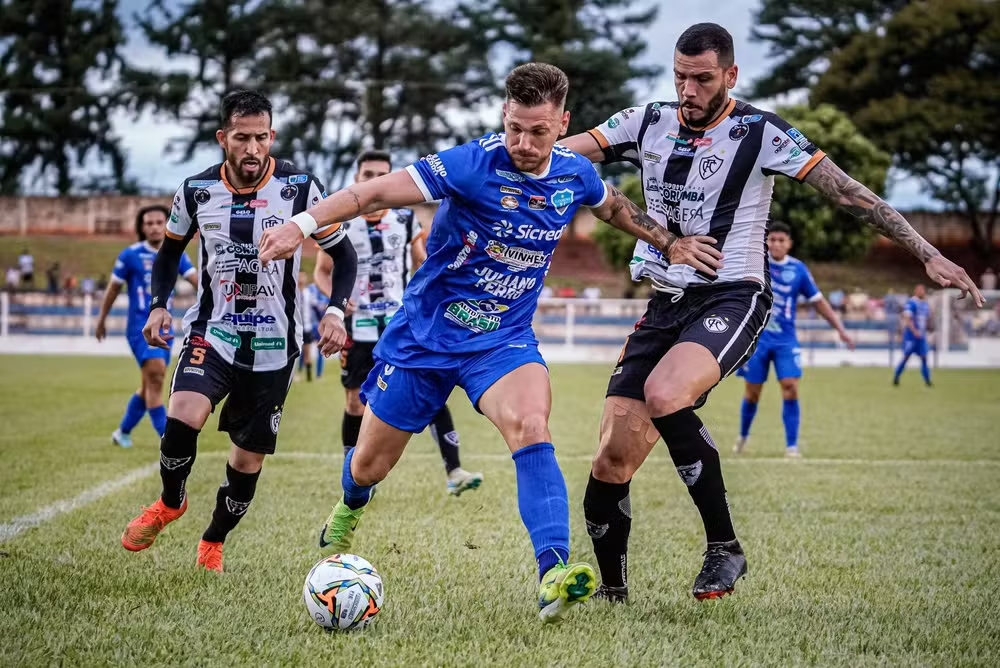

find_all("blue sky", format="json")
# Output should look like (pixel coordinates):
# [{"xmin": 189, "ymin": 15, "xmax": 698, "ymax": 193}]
[{"xmin": 111, "ymin": 0, "xmax": 933, "ymax": 207}]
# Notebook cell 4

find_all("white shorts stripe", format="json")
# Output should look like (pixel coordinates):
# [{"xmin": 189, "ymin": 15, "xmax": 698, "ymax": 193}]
[{"xmin": 716, "ymin": 285, "xmax": 770, "ymax": 376}]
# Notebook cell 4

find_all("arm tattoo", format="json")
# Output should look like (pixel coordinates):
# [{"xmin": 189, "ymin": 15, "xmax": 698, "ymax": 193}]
[
  {"xmin": 805, "ymin": 158, "xmax": 939, "ymax": 263},
  {"xmin": 345, "ymin": 187, "xmax": 363, "ymax": 217},
  {"xmin": 603, "ymin": 186, "xmax": 678, "ymax": 256}
]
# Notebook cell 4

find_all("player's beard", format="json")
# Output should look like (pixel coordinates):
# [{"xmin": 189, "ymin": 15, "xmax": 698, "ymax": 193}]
[
  {"xmin": 681, "ymin": 85, "xmax": 729, "ymax": 127},
  {"xmin": 510, "ymin": 151, "xmax": 547, "ymax": 174},
  {"xmin": 227, "ymin": 154, "xmax": 267, "ymax": 187}
]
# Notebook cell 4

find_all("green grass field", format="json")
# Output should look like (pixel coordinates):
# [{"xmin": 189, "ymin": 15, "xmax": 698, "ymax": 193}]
[{"xmin": 1, "ymin": 356, "xmax": 998, "ymax": 667}]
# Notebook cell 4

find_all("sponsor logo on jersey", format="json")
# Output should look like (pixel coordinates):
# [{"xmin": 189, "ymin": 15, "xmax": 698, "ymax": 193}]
[
  {"xmin": 501, "ymin": 195, "xmax": 518, "ymax": 210},
  {"xmin": 499, "ymin": 185, "xmax": 522, "ymax": 195},
  {"xmin": 444, "ymin": 299, "xmax": 508, "ymax": 334},
  {"xmin": 606, "ymin": 116, "xmax": 620, "ymax": 129},
  {"xmin": 251, "ymin": 337, "xmax": 285, "ymax": 351},
  {"xmin": 544, "ymin": 174, "xmax": 576, "ymax": 185},
  {"xmin": 550, "ymin": 188, "xmax": 574, "ymax": 215},
  {"xmin": 424, "ymin": 153, "xmax": 447, "ymax": 177},
  {"xmin": 474, "ymin": 266, "xmax": 537, "ymax": 299},
  {"xmin": 217, "ymin": 258, "xmax": 279, "ymax": 275},
  {"xmin": 703, "ymin": 315, "xmax": 729, "ymax": 333},
  {"xmin": 188, "ymin": 180, "xmax": 219, "ymax": 188},
  {"xmin": 223, "ymin": 308, "xmax": 277, "ymax": 330},
  {"xmin": 221, "ymin": 280, "xmax": 277, "ymax": 302},
  {"xmin": 772, "ymin": 136, "xmax": 792, "ymax": 152},
  {"xmin": 491, "ymin": 220, "xmax": 513, "ymax": 238},
  {"xmin": 280, "ymin": 184, "xmax": 298, "ymax": 201},
  {"xmin": 183, "ymin": 367, "xmax": 204, "ymax": 376},
  {"xmin": 447, "ymin": 230, "xmax": 478, "ymax": 270},
  {"xmin": 786, "ymin": 127, "xmax": 810, "ymax": 149},
  {"xmin": 250, "ymin": 199, "xmax": 268, "ymax": 208},
  {"xmin": 642, "ymin": 151, "xmax": 662, "ymax": 163},
  {"xmin": 729, "ymin": 123, "xmax": 749, "ymax": 141},
  {"xmin": 485, "ymin": 240, "xmax": 549, "ymax": 272},
  {"xmin": 288, "ymin": 174, "xmax": 308, "ymax": 184},
  {"xmin": 528, "ymin": 195, "xmax": 546, "ymax": 210},
  {"xmin": 216, "ymin": 242, "xmax": 257, "ymax": 257},
  {"xmin": 495, "ymin": 169, "xmax": 525, "ymax": 183},
  {"xmin": 194, "ymin": 189, "xmax": 211, "ymax": 205},
  {"xmin": 740, "ymin": 114, "xmax": 763, "ymax": 124},
  {"xmin": 261, "ymin": 215, "xmax": 283, "ymax": 229},
  {"xmin": 209, "ymin": 326, "xmax": 241, "ymax": 347},
  {"xmin": 202, "ymin": 222, "xmax": 222, "ymax": 231},
  {"xmin": 699, "ymin": 155, "xmax": 724, "ymax": 179},
  {"xmin": 231, "ymin": 208, "xmax": 255, "ymax": 219}
]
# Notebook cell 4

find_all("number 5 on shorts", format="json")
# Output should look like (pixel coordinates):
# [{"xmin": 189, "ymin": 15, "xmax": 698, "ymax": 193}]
[{"xmin": 191, "ymin": 347, "xmax": 206, "ymax": 365}]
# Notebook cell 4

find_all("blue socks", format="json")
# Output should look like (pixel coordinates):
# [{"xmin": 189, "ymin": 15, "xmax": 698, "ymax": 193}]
[
  {"xmin": 512, "ymin": 442, "xmax": 570, "ymax": 580},
  {"xmin": 316, "ymin": 353, "xmax": 324, "ymax": 378},
  {"xmin": 739, "ymin": 399, "xmax": 758, "ymax": 439},
  {"xmin": 119, "ymin": 394, "xmax": 146, "ymax": 434},
  {"xmin": 782, "ymin": 399, "xmax": 800, "ymax": 448},
  {"xmin": 341, "ymin": 447, "xmax": 375, "ymax": 510},
  {"xmin": 148, "ymin": 405, "xmax": 167, "ymax": 437},
  {"xmin": 893, "ymin": 353, "xmax": 910, "ymax": 383}
]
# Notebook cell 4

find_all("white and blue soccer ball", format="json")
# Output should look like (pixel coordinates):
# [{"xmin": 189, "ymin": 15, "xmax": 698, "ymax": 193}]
[{"xmin": 303, "ymin": 554, "xmax": 384, "ymax": 631}]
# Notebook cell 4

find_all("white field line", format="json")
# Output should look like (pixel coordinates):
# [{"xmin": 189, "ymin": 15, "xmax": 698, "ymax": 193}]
[
  {"xmin": 0, "ymin": 462, "xmax": 159, "ymax": 543},
  {"xmin": 3, "ymin": 451, "xmax": 997, "ymax": 544}
]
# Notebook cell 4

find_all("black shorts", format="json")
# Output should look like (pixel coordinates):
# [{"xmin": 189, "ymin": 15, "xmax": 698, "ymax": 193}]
[
  {"xmin": 169, "ymin": 335, "xmax": 295, "ymax": 454},
  {"xmin": 607, "ymin": 280, "xmax": 772, "ymax": 404},
  {"xmin": 340, "ymin": 339, "xmax": 376, "ymax": 389}
]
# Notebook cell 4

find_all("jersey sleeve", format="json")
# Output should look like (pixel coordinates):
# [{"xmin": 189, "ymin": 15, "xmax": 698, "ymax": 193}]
[
  {"xmin": 178, "ymin": 252, "xmax": 196, "ymax": 278},
  {"xmin": 307, "ymin": 177, "xmax": 346, "ymax": 251},
  {"xmin": 587, "ymin": 104, "xmax": 655, "ymax": 167},
  {"xmin": 406, "ymin": 139, "xmax": 484, "ymax": 203},
  {"xmin": 579, "ymin": 160, "xmax": 609, "ymax": 208},
  {"xmin": 798, "ymin": 264, "xmax": 822, "ymax": 302},
  {"xmin": 759, "ymin": 113, "xmax": 827, "ymax": 182},
  {"xmin": 110, "ymin": 248, "xmax": 131, "ymax": 285},
  {"xmin": 167, "ymin": 184, "xmax": 194, "ymax": 240}
]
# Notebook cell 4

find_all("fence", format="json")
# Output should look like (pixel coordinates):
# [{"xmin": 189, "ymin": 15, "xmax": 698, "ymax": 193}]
[{"xmin": 2, "ymin": 290, "xmax": 1000, "ymax": 367}]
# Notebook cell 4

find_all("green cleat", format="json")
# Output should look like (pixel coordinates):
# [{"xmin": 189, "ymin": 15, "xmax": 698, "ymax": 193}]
[
  {"xmin": 318, "ymin": 498, "xmax": 366, "ymax": 552},
  {"xmin": 537, "ymin": 561, "xmax": 597, "ymax": 624}
]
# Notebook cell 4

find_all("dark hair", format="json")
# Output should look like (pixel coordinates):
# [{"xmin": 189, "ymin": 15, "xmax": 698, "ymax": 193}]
[
  {"xmin": 135, "ymin": 205, "xmax": 169, "ymax": 241},
  {"xmin": 219, "ymin": 89, "xmax": 272, "ymax": 128},
  {"xmin": 676, "ymin": 23, "xmax": 735, "ymax": 68},
  {"xmin": 505, "ymin": 63, "xmax": 569, "ymax": 108},
  {"xmin": 768, "ymin": 221, "xmax": 792, "ymax": 237},
  {"xmin": 356, "ymin": 149, "xmax": 392, "ymax": 170}
]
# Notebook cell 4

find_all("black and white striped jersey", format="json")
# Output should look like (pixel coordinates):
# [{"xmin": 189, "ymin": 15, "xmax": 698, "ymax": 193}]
[
  {"xmin": 589, "ymin": 99, "xmax": 826, "ymax": 289},
  {"xmin": 166, "ymin": 157, "xmax": 347, "ymax": 371}
]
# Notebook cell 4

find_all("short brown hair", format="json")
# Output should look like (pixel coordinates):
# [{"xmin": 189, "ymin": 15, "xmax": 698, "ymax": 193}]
[
  {"xmin": 356, "ymin": 149, "xmax": 392, "ymax": 170},
  {"xmin": 505, "ymin": 63, "xmax": 569, "ymax": 108}
]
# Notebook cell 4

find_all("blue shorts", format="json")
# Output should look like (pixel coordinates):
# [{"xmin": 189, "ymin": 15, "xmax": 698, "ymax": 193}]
[
  {"xmin": 360, "ymin": 322, "xmax": 546, "ymax": 433},
  {"xmin": 127, "ymin": 331, "xmax": 170, "ymax": 368},
  {"xmin": 737, "ymin": 338, "xmax": 801, "ymax": 384},
  {"xmin": 902, "ymin": 336, "xmax": 928, "ymax": 357}
]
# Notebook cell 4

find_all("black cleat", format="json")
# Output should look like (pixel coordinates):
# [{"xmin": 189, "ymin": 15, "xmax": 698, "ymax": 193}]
[
  {"xmin": 692, "ymin": 540, "xmax": 747, "ymax": 600},
  {"xmin": 591, "ymin": 584, "xmax": 629, "ymax": 604}
]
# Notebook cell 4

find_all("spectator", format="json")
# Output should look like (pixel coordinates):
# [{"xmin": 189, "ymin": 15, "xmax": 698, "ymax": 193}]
[
  {"xmin": 17, "ymin": 249, "xmax": 34, "ymax": 287},
  {"xmin": 81, "ymin": 275, "xmax": 96, "ymax": 296},
  {"xmin": 5, "ymin": 266, "xmax": 19, "ymax": 292},
  {"xmin": 46, "ymin": 263, "xmax": 60, "ymax": 294},
  {"xmin": 846, "ymin": 286, "xmax": 871, "ymax": 320},
  {"xmin": 96, "ymin": 274, "xmax": 109, "ymax": 292},
  {"xmin": 981, "ymin": 267, "xmax": 997, "ymax": 291}
]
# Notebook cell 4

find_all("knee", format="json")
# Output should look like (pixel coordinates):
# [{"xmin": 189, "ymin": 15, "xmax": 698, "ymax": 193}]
[
  {"xmin": 507, "ymin": 411, "xmax": 550, "ymax": 449},
  {"xmin": 591, "ymin": 439, "xmax": 636, "ymax": 484},
  {"xmin": 644, "ymin": 378, "xmax": 697, "ymax": 417},
  {"xmin": 780, "ymin": 380, "xmax": 798, "ymax": 400},
  {"xmin": 744, "ymin": 384, "xmax": 762, "ymax": 403},
  {"xmin": 350, "ymin": 446, "xmax": 390, "ymax": 486},
  {"xmin": 230, "ymin": 447, "xmax": 264, "ymax": 474},
  {"xmin": 344, "ymin": 390, "xmax": 364, "ymax": 416}
]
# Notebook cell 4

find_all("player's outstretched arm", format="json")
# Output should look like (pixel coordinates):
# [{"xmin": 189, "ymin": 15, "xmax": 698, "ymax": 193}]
[
  {"xmin": 315, "ymin": 239, "xmax": 357, "ymax": 357},
  {"xmin": 259, "ymin": 171, "xmax": 425, "ymax": 264},
  {"xmin": 593, "ymin": 185, "xmax": 724, "ymax": 277},
  {"xmin": 813, "ymin": 297, "xmax": 855, "ymax": 350},
  {"xmin": 95, "ymin": 280, "xmax": 122, "ymax": 341},
  {"xmin": 313, "ymin": 250, "xmax": 333, "ymax": 298},
  {"xmin": 805, "ymin": 158, "xmax": 984, "ymax": 306},
  {"xmin": 560, "ymin": 132, "xmax": 606, "ymax": 163},
  {"xmin": 143, "ymin": 236, "xmax": 188, "ymax": 349}
]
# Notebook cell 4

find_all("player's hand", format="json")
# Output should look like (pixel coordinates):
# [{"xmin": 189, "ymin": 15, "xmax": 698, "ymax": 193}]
[
  {"xmin": 345, "ymin": 298, "xmax": 357, "ymax": 317},
  {"xmin": 317, "ymin": 313, "xmax": 348, "ymax": 357},
  {"xmin": 95, "ymin": 319, "xmax": 107, "ymax": 342},
  {"xmin": 839, "ymin": 330, "xmax": 856, "ymax": 351},
  {"xmin": 667, "ymin": 236, "xmax": 723, "ymax": 276},
  {"xmin": 142, "ymin": 308, "xmax": 174, "ymax": 350},
  {"xmin": 258, "ymin": 222, "xmax": 305, "ymax": 266},
  {"xmin": 925, "ymin": 255, "xmax": 984, "ymax": 307}
]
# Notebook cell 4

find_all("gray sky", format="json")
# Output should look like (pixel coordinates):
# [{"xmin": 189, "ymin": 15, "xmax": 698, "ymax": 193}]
[{"xmin": 112, "ymin": 0, "xmax": 932, "ymax": 207}]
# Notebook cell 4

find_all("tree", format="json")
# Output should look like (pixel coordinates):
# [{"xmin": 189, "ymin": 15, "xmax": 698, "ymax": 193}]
[
  {"xmin": 122, "ymin": 0, "xmax": 275, "ymax": 163},
  {"xmin": 0, "ymin": 0, "xmax": 130, "ymax": 194},
  {"xmin": 466, "ymin": 0, "xmax": 661, "ymax": 137},
  {"xmin": 747, "ymin": 0, "xmax": 909, "ymax": 99},
  {"xmin": 257, "ymin": 0, "xmax": 495, "ymax": 188},
  {"xmin": 592, "ymin": 174, "xmax": 645, "ymax": 271},
  {"xmin": 811, "ymin": 0, "xmax": 1000, "ymax": 260},
  {"xmin": 769, "ymin": 104, "xmax": 891, "ymax": 260}
]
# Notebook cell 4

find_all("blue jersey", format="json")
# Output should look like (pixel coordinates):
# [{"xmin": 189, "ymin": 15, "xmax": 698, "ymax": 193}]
[
  {"xmin": 397, "ymin": 133, "xmax": 609, "ymax": 353},
  {"xmin": 760, "ymin": 255, "xmax": 820, "ymax": 345},
  {"xmin": 111, "ymin": 242, "xmax": 195, "ymax": 337},
  {"xmin": 903, "ymin": 297, "xmax": 930, "ymax": 339}
]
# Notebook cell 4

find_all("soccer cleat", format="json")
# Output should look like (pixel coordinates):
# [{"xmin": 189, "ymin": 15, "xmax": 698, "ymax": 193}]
[
  {"xmin": 692, "ymin": 540, "xmax": 747, "ymax": 600},
  {"xmin": 785, "ymin": 446, "xmax": 801, "ymax": 458},
  {"xmin": 111, "ymin": 429, "xmax": 133, "ymax": 449},
  {"xmin": 591, "ymin": 584, "xmax": 628, "ymax": 604},
  {"xmin": 318, "ymin": 498, "xmax": 365, "ymax": 552},
  {"xmin": 196, "ymin": 540, "xmax": 224, "ymax": 572},
  {"xmin": 447, "ymin": 468, "xmax": 484, "ymax": 496},
  {"xmin": 121, "ymin": 497, "xmax": 187, "ymax": 552},
  {"xmin": 538, "ymin": 561, "xmax": 597, "ymax": 623},
  {"xmin": 733, "ymin": 437, "xmax": 748, "ymax": 454}
]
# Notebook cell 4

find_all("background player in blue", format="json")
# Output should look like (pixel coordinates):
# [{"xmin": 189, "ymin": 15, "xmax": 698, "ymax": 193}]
[
  {"xmin": 259, "ymin": 63, "xmax": 699, "ymax": 623},
  {"xmin": 96, "ymin": 205, "xmax": 197, "ymax": 448},
  {"xmin": 734, "ymin": 222, "xmax": 855, "ymax": 457},
  {"xmin": 893, "ymin": 284, "xmax": 934, "ymax": 387}
]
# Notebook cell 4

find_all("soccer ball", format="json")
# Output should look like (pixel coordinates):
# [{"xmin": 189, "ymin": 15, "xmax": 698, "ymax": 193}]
[{"xmin": 303, "ymin": 554, "xmax": 384, "ymax": 631}]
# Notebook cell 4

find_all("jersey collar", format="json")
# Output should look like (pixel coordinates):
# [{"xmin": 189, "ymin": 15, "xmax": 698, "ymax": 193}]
[
  {"xmin": 497, "ymin": 133, "xmax": 554, "ymax": 179},
  {"xmin": 676, "ymin": 98, "xmax": 737, "ymax": 131},
  {"xmin": 768, "ymin": 253, "xmax": 790, "ymax": 265}
]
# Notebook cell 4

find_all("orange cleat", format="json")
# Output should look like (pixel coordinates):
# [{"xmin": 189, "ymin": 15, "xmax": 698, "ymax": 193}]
[
  {"xmin": 121, "ymin": 498, "xmax": 187, "ymax": 552},
  {"xmin": 196, "ymin": 539, "xmax": 224, "ymax": 572}
]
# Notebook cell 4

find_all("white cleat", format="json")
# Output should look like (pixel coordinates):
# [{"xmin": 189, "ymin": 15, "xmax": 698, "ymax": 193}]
[
  {"xmin": 111, "ymin": 429, "xmax": 133, "ymax": 449},
  {"xmin": 785, "ymin": 446, "xmax": 801, "ymax": 458},
  {"xmin": 447, "ymin": 468, "xmax": 483, "ymax": 496},
  {"xmin": 733, "ymin": 437, "xmax": 748, "ymax": 454}
]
